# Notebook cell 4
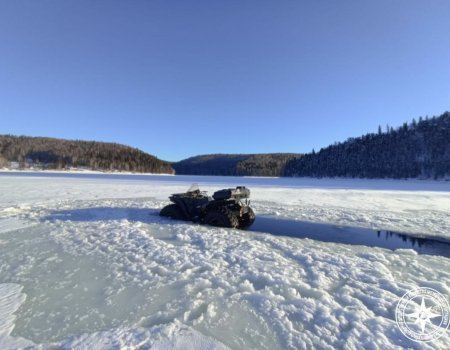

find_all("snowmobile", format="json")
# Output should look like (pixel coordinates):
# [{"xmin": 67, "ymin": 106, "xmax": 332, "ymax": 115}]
[{"xmin": 159, "ymin": 184, "xmax": 255, "ymax": 229}]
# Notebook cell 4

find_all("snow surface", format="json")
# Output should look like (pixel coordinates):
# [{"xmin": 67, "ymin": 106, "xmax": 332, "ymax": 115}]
[{"xmin": 0, "ymin": 173, "xmax": 449, "ymax": 349}]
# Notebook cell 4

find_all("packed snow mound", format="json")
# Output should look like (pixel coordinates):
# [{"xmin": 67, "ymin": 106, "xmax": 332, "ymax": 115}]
[
  {"xmin": 0, "ymin": 284, "xmax": 25, "ymax": 337},
  {"xmin": 0, "ymin": 284, "xmax": 34, "ymax": 349},
  {"xmin": 59, "ymin": 321, "xmax": 229, "ymax": 350}
]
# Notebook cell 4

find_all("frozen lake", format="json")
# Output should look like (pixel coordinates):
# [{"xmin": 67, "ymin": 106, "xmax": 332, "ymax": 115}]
[
  {"xmin": 1, "ymin": 172, "xmax": 449, "ymax": 349},
  {"xmin": 2, "ymin": 170, "xmax": 450, "ymax": 191}
]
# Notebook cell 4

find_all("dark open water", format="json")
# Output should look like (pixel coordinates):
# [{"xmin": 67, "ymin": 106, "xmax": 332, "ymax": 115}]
[{"xmin": 250, "ymin": 216, "xmax": 450, "ymax": 259}]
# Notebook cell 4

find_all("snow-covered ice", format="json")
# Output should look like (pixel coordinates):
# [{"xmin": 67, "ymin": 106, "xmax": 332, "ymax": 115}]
[
  {"xmin": 0, "ymin": 284, "xmax": 34, "ymax": 349},
  {"xmin": 0, "ymin": 173, "xmax": 449, "ymax": 349}
]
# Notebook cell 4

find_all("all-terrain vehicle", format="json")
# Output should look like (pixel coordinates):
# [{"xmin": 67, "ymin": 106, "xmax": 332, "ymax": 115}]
[{"xmin": 160, "ymin": 184, "xmax": 255, "ymax": 229}]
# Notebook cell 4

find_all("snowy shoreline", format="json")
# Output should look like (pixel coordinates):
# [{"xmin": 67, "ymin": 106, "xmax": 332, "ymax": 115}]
[{"xmin": 0, "ymin": 168, "xmax": 175, "ymax": 176}]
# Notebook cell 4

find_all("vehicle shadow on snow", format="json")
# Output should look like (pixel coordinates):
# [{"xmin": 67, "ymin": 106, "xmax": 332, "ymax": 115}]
[{"xmin": 44, "ymin": 207, "xmax": 164, "ymax": 225}]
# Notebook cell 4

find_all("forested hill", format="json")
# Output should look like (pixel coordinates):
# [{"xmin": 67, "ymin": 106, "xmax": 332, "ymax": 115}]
[
  {"xmin": 284, "ymin": 112, "xmax": 450, "ymax": 179},
  {"xmin": 0, "ymin": 135, "xmax": 174, "ymax": 174},
  {"xmin": 173, "ymin": 153, "xmax": 302, "ymax": 177},
  {"xmin": 2, "ymin": 112, "xmax": 448, "ymax": 178}
]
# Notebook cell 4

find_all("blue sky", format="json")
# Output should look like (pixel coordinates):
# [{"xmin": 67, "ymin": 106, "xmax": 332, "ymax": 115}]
[{"xmin": 1, "ymin": 1, "xmax": 449, "ymax": 161}]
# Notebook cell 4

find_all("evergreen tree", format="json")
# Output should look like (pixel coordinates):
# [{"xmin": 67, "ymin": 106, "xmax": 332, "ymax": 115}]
[
  {"xmin": 0, "ymin": 135, "xmax": 174, "ymax": 174},
  {"xmin": 284, "ymin": 112, "xmax": 450, "ymax": 179}
]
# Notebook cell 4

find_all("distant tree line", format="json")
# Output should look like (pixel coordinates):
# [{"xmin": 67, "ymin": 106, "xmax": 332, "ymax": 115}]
[
  {"xmin": 284, "ymin": 112, "xmax": 450, "ymax": 179},
  {"xmin": 2, "ymin": 112, "xmax": 448, "ymax": 179},
  {"xmin": 237, "ymin": 154, "xmax": 303, "ymax": 176},
  {"xmin": 173, "ymin": 153, "xmax": 302, "ymax": 177},
  {"xmin": 0, "ymin": 135, "xmax": 174, "ymax": 174}
]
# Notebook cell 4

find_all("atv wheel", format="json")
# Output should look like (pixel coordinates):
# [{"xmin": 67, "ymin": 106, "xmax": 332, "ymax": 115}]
[
  {"xmin": 239, "ymin": 207, "xmax": 255, "ymax": 229},
  {"xmin": 204, "ymin": 207, "xmax": 239, "ymax": 228},
  {"xmin": 160, "ymin": 204, "xmax": 186, "ymax": 220}
]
